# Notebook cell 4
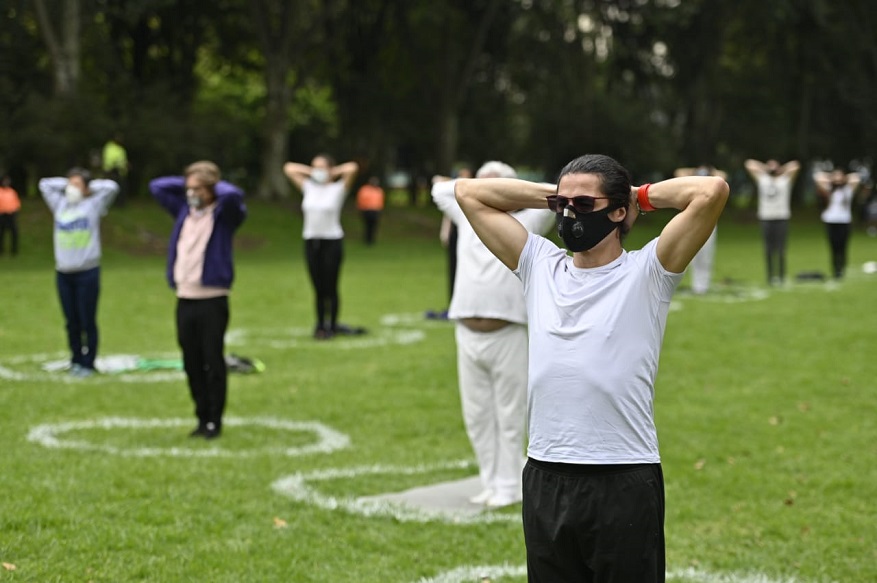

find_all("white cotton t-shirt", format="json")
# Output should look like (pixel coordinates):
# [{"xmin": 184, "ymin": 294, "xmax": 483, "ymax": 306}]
[
  {"xmin": 820, "ymin": 185, "xmax": 854, "ymax": 224},
  {"xmin": 301, "ymin": 179, "xmax": 347, "ymax": 239},
  {"xmin": 432, "ymin": 180, "xmax": 555, "ymax": 323},
  {"xmin": 514, "ymin": 234, "xmax": 683, "ymax": 464},
  {"xmin": 756, "ymin": 175, "xmax": 793, "ymax": 220}
]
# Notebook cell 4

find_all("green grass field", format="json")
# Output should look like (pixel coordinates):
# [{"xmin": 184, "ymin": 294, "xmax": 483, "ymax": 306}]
[{"xmin": 1, "ymin": 195, "xmax": 876, "ymax": 582}]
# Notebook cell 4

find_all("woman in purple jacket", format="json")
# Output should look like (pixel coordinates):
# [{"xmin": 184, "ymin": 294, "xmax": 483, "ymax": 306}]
[{"xmin": 150, "ymin": 161, "xmax": 246, "ymax": 439}]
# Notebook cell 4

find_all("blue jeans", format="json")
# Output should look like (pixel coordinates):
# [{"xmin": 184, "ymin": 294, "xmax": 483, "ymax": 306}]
[{"xmin": 56, "ymin": 267, "xmax": 100, "ymax": 369}]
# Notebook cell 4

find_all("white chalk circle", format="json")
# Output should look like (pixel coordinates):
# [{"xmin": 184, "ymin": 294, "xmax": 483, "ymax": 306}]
[
  {"xmin": 0, "ymin": 352, "xmax": 184, "ymax": 384},
  {"xmin": 380, "ymin": 312, "xmax": 454, "ymax": 328},
  {"xmin": 271, "ymin": 460, "xmax": 520, "ymax": 525},
  {"xmin": 27, "ymin": 417, "xmax": 351, "ymax": 458},
  {"xmin": 225, "ymin": 326, "xmax": 425, "ymax": 350},
  {"xmin": 413, "ymin": 566, "xmax": 809, "ymax": 583}
]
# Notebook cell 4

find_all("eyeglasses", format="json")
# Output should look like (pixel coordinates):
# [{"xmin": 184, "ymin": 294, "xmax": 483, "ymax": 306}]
[{"xmin": 546, "ymin": 195, "xmax": 611, "ymax": 214}]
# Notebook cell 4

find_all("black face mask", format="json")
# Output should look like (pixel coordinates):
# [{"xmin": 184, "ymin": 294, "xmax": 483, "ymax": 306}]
[{"xmin": 556, "ymin": 206, "xmax": 622, "ymax": 252}]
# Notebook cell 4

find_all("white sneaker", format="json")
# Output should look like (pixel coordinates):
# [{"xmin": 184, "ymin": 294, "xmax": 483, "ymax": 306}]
[
  {"xmin": 468, "ymin": 489, "xmax": 493, "ymax": 505},
  {"xmin": 485, "ymin": 492, "xmax": 522, "ymax": 508}
]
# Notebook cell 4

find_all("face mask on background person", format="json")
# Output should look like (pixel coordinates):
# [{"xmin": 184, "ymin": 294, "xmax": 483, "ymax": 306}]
[
  {"xmin": 65, "ymin": 184, "xmax": 84, "ymax": 204},
  {"xmin": 186, "ymin": 189, "xmax": 204, "ymax": 209},
  {"xmin": 557, "ymin": 205, "xmax": 623, "ymax": 253},
  {"xmin": 310, "ymin": 168, "xmax": 329, "ymax": 184}
]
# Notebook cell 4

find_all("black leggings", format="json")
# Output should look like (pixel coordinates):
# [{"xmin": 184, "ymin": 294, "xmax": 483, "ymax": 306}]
[
  {"xmin": 825, "ymin": 222, "xmax": 851, "ymax": 279},
  {"xmin": 305, "ymin": 238, "xmax": 344, "ymax": 331},
  {"xmin": 760, "ymin": 219, "xmax": 789, "ymax": 284}
]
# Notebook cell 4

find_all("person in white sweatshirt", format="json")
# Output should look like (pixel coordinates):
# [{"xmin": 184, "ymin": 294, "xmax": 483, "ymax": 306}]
[{"xmin": 39, "ymin": 168, "xmax": 118, "ymax": 377}]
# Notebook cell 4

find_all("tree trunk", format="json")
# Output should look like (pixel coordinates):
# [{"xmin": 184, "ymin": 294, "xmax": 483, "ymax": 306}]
[
  {"xmin": 256, "ymin": 61, "xmax": 292, "ymax": 199},
  {"xmin": 33, "ymin": 0, "xmax": 80, "ymax": 96}
]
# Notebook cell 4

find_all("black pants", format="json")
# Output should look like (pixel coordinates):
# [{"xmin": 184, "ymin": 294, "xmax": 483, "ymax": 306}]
[
  {"xmin": 760, "ymin": 219, "xmax": 789, "ymax": 284},
  {"xmin": 447, "ymin": 223, "xmax": 458, "ymax": 304},
  {"xmin": 0, "ymin": 212, "xmax": 18, "ymax": 255},
  {"xmin": 56, "ymin": 267, "xmax": 100, "ymax": 369},
  {"xmin": 361, "ymin": 210, "xmax": 381, "ymax": 245},
  {"xmin": 176, "ymin": 296, "xmax": 229, "ymax": 428},
  {"xmin": 523, "ymin": 459, "xmax": 665, "ymax": 583},
  {"xmin": 825, "ymin": 222, "xmax": 851, "ymax": 279},
  {"xmin": 304, "ymin": 238, "xmax": 344, "ymax": 331}
]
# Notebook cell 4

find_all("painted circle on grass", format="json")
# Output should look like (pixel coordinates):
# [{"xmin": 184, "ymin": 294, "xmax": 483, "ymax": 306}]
[
  {"xmin": 225, "ymin": 326, "xmax": 425, "ymax": 350},
  {"xmin": 380, "ymin": 312, "xmax": 455, "ymax": 328},
  {"xmin": 271, "ymin": 460, "xmax": 520, "ymax": 525},
  {"xmin": 0, "ymin": 352, "xmax": 183, "ymax": 384},
  {"xmin": 27, "ymin": 417, "xmax": 351, "ymax": 458},
  {"xmin": 414, "ymin": 566, "xmax": 808, "ymax": 583}
]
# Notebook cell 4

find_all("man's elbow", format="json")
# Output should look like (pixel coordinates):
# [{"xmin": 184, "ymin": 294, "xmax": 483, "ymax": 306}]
[
  {"xmin": 454, "ymin": 178, "xmax": 473, "ymax": 206},
  {"xmin": 703, "ymin": 177, "xmax": 730, "ymax": 209}
]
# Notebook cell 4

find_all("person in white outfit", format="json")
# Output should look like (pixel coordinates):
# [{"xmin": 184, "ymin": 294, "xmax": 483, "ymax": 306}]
[
  {"xmin": 673, "ymin": 165, "xmax": 728, "ymax": 294},
  {"xmin": 744, "ymin": 158, "xmax": 801, "ymax": 285},
  {"xmin": 455, "ymin": 154, "xmax": 728, "ymax": 582},
  {"xmin": 813, "ymin": 168, "xmax": 862, "ymax": 279},
  {"xmin": 432, "ymin": 161, "xmax": 554, "ymax": 508}
]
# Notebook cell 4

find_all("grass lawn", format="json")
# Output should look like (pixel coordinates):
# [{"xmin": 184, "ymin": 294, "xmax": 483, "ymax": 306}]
[{"xmin": 1, "ymin": 193, "xmax": 875, "ymax": 582}]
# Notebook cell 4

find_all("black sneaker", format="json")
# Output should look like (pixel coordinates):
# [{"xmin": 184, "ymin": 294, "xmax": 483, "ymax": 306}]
[
  {"xmin": 203, "ymin": 422, "xmax": 221, "ymax": 439},
  {"xmin": 189, "ymin": 423, "xmax": 208, "ymax": 438}
]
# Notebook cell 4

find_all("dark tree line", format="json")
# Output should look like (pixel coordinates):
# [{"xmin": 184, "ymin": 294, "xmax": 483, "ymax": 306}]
[{"xmin": 1, "ymin": 0, "xmax": 874, "ymax": 198}]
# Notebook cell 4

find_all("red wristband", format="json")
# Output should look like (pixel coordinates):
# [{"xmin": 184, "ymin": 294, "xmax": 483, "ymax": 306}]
[{"xmin": 637, "ymin": 183, "xmax": 655, "ymax": 213}]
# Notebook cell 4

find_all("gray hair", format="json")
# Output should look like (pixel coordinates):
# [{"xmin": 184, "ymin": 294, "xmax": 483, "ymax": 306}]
[{"xmin": 476, "ymin": 161, "xmax": 517, "ymax": 179}]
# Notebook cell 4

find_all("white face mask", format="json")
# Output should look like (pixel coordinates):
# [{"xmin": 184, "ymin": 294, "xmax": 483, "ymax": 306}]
[
  {"xmin": 65, "ymin": 184, "xmax": 84, "ymax": 204},
  {"xmin": 186, "ymin": 188, "xmax": 204, "ymax": 209},
  {"xmin": 310, "ymin": 168, "xmax": 329, "ymax": 184}
]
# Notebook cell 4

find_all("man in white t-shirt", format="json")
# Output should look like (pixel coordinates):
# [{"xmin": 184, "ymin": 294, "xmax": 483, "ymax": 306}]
[
  {"xmin": 744, "ymin": 158, "xmax": 801, "ymax": 285},
  {"xmin": 455, "ymin": 154, "xmax": 728, "ymax": 582},
  {"xmin": 432, "ymin": 161, "xmax": 554, "ymax": 508}
]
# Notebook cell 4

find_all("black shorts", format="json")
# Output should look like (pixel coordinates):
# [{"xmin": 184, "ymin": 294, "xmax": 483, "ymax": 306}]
[{"xmin": 522, "ymin": 458, "xmax": 665, "ymax": 583}]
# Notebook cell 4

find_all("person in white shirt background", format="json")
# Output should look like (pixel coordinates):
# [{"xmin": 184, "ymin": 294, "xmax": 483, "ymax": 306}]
[
  {"xmin": 455, "ymin": 153, "xmax": 728, "ymax": 582},
  {"xmin": 813, "ymin": 167, "xmax": 862, "ymax": 280},
  {"xmin": 673, "ymin": 164, "xmax": 728, "ymax": 294},
  {"xmin": 432, "ymin": 161, "xmax": 554, "ymax": 509},
  {"xmin": 744, "ymin": 158, "xmax": 801, "ymax": 285},
  {"xmin": 283, "ymin": 154, "xmax": 359, "ymax": 339}
]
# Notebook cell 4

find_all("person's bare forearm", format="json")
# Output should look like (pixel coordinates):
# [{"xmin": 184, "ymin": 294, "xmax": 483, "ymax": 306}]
[
  {"xmin": 333, "ymin": 162, "xmax": 359, "ymax": 178},
  {"xmin": 636, "ymin": 176, "xmax": 728, "ymax": 215},
  {"xmin": 455, "ymin": 178, "xmax": 555, "ymax": 213},
  {"xmin": 283, "ymin": 162, "xmax": 311, "ymax": 179}
]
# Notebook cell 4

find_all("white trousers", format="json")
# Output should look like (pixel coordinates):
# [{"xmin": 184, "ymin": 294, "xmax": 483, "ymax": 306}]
[
  {"xmin": 455, "ymin": 322, "xmax": 528, "ymax": 498},
  {"xmin": 690, "ymin": 226, "xmax": 717, "ymax": 294}
]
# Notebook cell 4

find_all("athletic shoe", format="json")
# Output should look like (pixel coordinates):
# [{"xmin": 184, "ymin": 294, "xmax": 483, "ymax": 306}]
[
  {"xmin": 203, "ymin": 422, "xmax": 221, "ymax": 440},
  {"xmin": 189, "ymin": 424, "xmax": 207, "ymax": 438},
  {"xmin": 485, "ymin": 492, "xmax": 522, "ymax": 508},
  {"xmin": 70, "ymin": 365, "xmax": 96, "ymax": 378},
  {"xmin": 469, "ymin": 489, "xmax": 494, "ymax": 505}
]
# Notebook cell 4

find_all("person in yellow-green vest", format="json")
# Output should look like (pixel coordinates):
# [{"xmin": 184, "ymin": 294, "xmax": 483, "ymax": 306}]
[{"xmin": 102, "ymin": 132, "xmax": 129, "ymax": 205}]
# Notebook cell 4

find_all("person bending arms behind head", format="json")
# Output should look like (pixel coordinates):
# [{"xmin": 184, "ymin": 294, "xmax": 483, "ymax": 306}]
[
  {"xmin": 455, "ymin": 154, "xmax": 728, "ymax": 583},
  {"xmin": 39, "ymin": 168, "xmax": 119, "ymax": 377},
  {"xmin": 150, "ymin": 161, "xmax": 247, "ymax": 439},
  {"xmin": 432, "ymin": 161, "xmax": 555, "ymax": 509},
  {"xmin": 813, "ymin": 167, "xmax": 862, "ymax": 280},
  {"xmin": 283, "ymin": 155, "xmax": 359, "ymax": 339},
  {"xmin": 744, "ymin": 158, "xmax": 801, "ymax": 285}
]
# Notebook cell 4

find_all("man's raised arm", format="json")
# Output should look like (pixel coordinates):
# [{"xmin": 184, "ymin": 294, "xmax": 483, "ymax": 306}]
[
  {"xmin": 643, "ymin": 176, "xmax": 729, "ymax": 273},
  {"xmin": 455, "ymin": 178, "xmax": 555, "ymax": 270}
]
